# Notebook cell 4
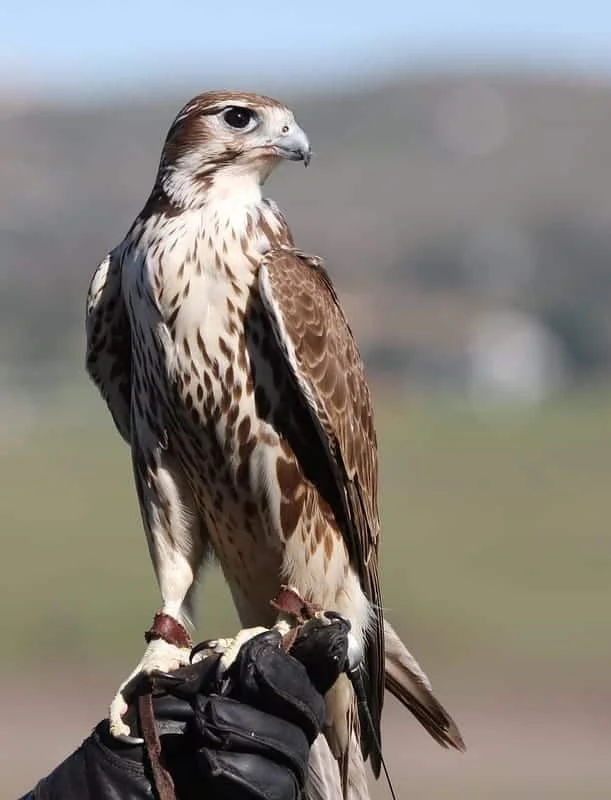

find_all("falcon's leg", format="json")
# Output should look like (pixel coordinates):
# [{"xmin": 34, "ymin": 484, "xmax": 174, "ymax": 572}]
[
  {"xmin": 212, "ymin": 582, "xmax": 283, "ymax": 671},
  {"xmin": 109, "ymin": 447, "xmax": 208, "ymax": 739}
]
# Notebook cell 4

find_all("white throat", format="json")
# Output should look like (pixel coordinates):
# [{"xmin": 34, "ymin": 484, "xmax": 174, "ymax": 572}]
[
  {"xmin": 162, "ymin": 159, "xmax": 264, "ymax": 216},
  {"xmin": 203, "ymin": 168, "xmax": 264, "ymax": 229}
]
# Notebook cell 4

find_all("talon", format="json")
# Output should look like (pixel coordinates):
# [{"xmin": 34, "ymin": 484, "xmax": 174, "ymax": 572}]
[
  {"xmin": 109, "ymin": 693, "xmax": 144, "ymax": 743},
  {"xmin": 113, "ymin": 730, "xmax": 145, "ymax": 746},
  {"xmin": 190, "ymin": 638, "xmax": 219, "ymax": 663},
  {"xmin": 108, "ymin": 637, "xmax": 191, "ymax": 740},
  {"xmin": 219, "ymin": 626, "xmax": 268, "ymax": 672},
  {"xmin": 190, "ymin": 637, "xmax": 231, "ymax": 663}
]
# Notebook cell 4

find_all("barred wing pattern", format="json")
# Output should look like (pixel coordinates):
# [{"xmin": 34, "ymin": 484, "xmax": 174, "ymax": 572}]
[{"xmin": 258, "ymin": 248, "xmax": 383, "ymax": 773}]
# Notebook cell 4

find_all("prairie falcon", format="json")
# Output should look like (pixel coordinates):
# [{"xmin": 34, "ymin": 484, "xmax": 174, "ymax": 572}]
[{"xmin": 86, "ymin": 90, "xmax": 464, "ymax": 791}]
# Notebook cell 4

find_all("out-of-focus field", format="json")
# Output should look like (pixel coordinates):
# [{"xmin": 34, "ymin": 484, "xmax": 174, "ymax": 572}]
[{"xmin": 2, "ymin": 391, "xmax": 611, "ymax": 797}]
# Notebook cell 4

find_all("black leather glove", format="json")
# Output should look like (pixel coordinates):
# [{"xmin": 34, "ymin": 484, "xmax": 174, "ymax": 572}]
[
  {"xmin": 161, "ymin": 615, "xmax": 351, "ymax": 800},
  {"xmin": 23, "ymin": 615, "xmax": 351, "ymax": 800}
]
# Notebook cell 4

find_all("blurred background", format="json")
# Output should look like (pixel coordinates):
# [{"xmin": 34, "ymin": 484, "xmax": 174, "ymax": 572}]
[{"xmin": 2, "ymin": 0, "xmax": 611, "ymax": 796}]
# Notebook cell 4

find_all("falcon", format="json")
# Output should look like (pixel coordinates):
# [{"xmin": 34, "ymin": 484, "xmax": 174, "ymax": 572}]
[{"xmin": 86, "ymin": 90, "xmax": 464, "ymax": 792}]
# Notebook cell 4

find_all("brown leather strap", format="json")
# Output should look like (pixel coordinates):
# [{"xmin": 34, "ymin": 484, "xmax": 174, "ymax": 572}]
[
  {"xmin": 271, "ymin": 585, "xmax": 321, "ymax": 653},
  {"xmin": 145, "ymin": 612, "xmax": 192, "ymax": 649},
  {"xmin": 138, "ymin": 687, "xmax": 177, "ymax": 800},
  {"xmin": 271, "ymin": 585, "xmax": 321, "ymax": 623}
]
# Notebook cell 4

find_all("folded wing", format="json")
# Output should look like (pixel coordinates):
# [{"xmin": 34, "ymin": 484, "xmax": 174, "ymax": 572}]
[
  {"xmin": 85, "ymin": 252, "xmax": 132, "ymax": 443},
  {"xmin": 258, "ymin": 248, "xmax": 384, "ymax": 775}
]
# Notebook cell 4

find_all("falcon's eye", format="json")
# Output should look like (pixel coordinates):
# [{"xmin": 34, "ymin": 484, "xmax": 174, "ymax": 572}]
[{"xmin": 222, "ymin": 106, "xmax": 258, "ymax": 131}]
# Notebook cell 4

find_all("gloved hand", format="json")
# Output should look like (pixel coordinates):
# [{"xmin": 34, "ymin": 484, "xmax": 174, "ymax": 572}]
[
  {"xmin": 23, "ymin": 614, "xmax": 352, "ymax": 800},
  {"xmin": 157, "ymin": 614, "xmax": 352, "ymax": 800}
]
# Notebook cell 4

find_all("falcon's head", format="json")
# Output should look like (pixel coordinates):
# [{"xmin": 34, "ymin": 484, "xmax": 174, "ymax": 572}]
[{"xmin": 156, "ymin": 90, "xmax": 311, "ymax": 209}]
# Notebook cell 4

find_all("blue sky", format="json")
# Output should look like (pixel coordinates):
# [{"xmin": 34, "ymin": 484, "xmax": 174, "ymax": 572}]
[{"xmin": 3, "ymin": 0, "xmax": 611, "ymax": 99}]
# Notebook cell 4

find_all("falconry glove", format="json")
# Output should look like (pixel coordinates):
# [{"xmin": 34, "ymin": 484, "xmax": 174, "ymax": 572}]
[{"xmin": 20, "ymin": 617, "xmax": 350, "ymax": 800}]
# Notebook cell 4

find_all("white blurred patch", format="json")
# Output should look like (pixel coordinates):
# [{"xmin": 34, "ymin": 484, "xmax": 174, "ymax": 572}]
[{"xmin": 468, "ymin": 309, "xmax": 567, "ymax": 406}]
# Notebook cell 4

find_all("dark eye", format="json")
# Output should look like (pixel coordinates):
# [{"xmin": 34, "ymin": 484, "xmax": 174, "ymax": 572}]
[{"xmin": 223, "ymin": 106, "xmax": 257, "ymax": 130}]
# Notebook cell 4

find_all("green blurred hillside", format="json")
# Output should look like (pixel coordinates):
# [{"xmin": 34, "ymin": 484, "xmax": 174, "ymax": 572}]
[{"xmin": 3, "ymin": 392, "xmax": 609, "ymax": 680}]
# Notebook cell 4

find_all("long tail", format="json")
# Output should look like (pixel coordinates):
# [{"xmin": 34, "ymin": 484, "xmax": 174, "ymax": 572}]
[
  {"xmin": 384, "ymin": 618, "xmax": 466, "ymax": 751},
  {"xmin": 307, "ymin": 730, "xmax": 369, "ymax": 800}
]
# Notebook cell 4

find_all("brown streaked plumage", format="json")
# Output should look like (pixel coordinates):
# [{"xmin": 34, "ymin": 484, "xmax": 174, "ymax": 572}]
[
  {"xmin": 258, "ymin": 248, "xmax": 384, "ymax": 766},
  {"xmin": 85, "ymin": 89, "xmax": 464, "ymax": 799}
]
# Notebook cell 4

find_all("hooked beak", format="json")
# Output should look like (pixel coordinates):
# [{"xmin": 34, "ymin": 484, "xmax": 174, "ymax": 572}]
[{"xmin": 269, "ymin": 124, "xmax": 312, "ymax": 167}]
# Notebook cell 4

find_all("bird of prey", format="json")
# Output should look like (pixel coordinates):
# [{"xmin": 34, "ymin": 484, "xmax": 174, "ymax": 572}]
[{"xmin": 86, "ymin": 90, "xmax": 464, "ymax": 794}]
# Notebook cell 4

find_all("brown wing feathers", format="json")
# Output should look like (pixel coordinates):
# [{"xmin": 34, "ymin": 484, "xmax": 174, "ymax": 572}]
[{"xmin": 258, "ymin": 248, "xmax": 384, "ymax": 775}]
